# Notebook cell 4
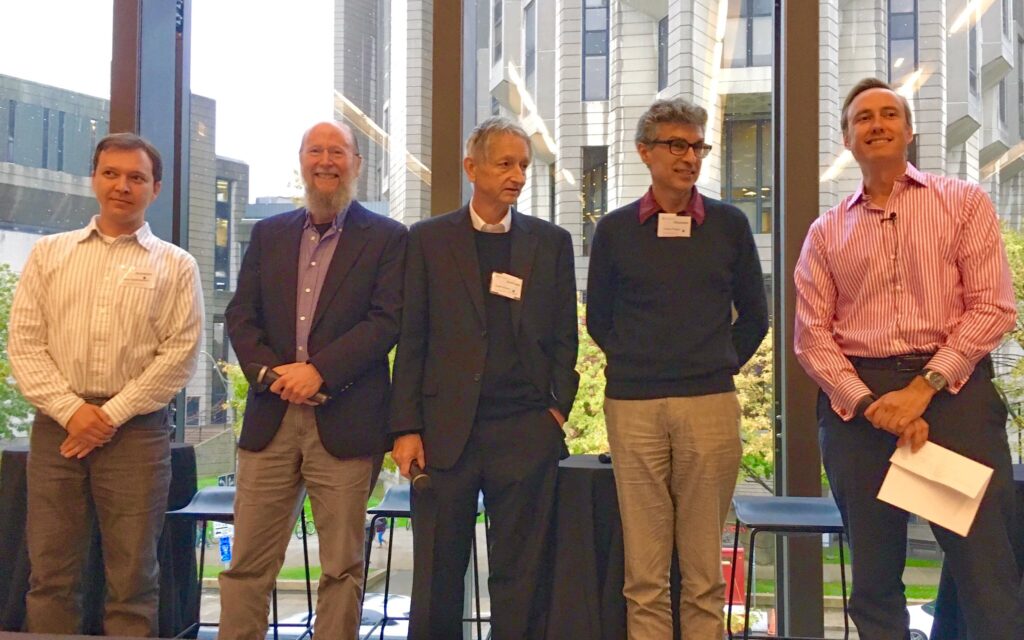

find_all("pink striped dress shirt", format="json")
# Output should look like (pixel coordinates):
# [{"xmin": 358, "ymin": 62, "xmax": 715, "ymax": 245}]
[{"xmin": 794, "ymin": 163, "xmax": 1016, "ymax": 420}]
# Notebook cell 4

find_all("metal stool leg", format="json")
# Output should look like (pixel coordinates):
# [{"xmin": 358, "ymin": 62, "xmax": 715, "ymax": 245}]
[
  {"xmin": 743, "ymin": 528, "xmax": 759, "ymax": 640},
  {"xmin": 296, "ymin": 508, "xmax": 313, "ymax": 640},
  {"xmin": 271, "ymin": 587, "xmax": 279, "ymax": 640},
  {"xmin": 362, "ymin": 515, "xmax": 379, "ymax": 602},
  {"xmin": 471, "ymin": 527, "xmax": 483, "ymax": 639},
  {"xmin": 727, "ymin": 519, "xmax": 741, "ymax": 639},
  {"xmin": 839, "ymin": 533, "xmax": 849, "ymax": 639},
  {"xmin": 379, "ymin": 516, "xmax": 398, "ymax": 640}
]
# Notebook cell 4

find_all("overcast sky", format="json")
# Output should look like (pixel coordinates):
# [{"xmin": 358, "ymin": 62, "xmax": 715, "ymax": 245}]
[{"xmin": 1, "ymin": 0, "xmax": 336, "ymax": 201}]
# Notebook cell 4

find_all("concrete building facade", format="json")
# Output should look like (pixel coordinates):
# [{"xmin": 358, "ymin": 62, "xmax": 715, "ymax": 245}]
[{"xmin": 337, "ymin": 1, "xmax": 1023, "ymax": 292}]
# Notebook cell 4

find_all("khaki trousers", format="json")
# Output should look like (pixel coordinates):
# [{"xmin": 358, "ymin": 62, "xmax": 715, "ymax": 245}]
[
  {"xmin": 217, "ymin": 404, "xmax": 376, "ymax": 640},
  {"xmin": 26, "ymin": 408, "xmax": 172, "ymax": 637},
  {"xmin": 605, "ymin": 392, "xmax": 742, "ymax": 640}
]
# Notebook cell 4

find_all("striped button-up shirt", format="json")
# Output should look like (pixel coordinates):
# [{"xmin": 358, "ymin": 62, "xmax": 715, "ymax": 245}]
[
  {"xmin": 9, "ymin": 217, "xmax": 204, "ymax": 428},
  {"xmin": 794, "ymin": 163, "xmax": 1015, "ymax": 420}
]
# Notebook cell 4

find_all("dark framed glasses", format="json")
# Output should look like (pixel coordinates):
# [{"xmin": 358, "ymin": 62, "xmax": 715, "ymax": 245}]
[{"xmin": 646, "ymin": 138, "xmax": 713, "ymax": 158}]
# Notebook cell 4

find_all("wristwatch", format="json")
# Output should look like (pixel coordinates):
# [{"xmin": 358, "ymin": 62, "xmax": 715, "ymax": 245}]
[{"xmin": 921, "ymin": 369, "xmax": 948, "ymax": 392}]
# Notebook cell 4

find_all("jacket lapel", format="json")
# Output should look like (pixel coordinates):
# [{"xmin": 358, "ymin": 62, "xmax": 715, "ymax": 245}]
[
  {"xmin": 508, "ymin": 209, "xmax": 537, "ymax": 334},
  {"xmin": 311, "ymin": 204, "xmax": 371, "ymax": 333},
  {"xmin": 447, "ymin": 207, "xmax": 486, "ymax": 326}
]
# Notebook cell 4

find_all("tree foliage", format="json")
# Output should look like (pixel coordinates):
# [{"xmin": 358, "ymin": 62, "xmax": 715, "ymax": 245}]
[
  {"xmin": 0, "ymin": 264, "xmax": 37, "ymax": 439},
  {"xmin": 565, "ymin": 301, "xmax": 609, "ymax": 454},
  {"xmin": 993, "ymin": 225, "xmax": 1024, "ymax": 459},
  {"xmin": 735, "ymin": 331, "xmax": 774, "ymax": 492}
]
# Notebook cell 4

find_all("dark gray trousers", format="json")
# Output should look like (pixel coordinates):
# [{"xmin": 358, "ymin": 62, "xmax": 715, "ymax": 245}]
[
  {"xmin": 820, "ymin": 361, "xmax": 1023, "ymax": 640},
  {"xmin": 25, "ymin": 407, "xmax": 171, "ymax": 637},
  {"xmin": 409, "ymin": 408, "xmax": 563, "ymax": 640}
]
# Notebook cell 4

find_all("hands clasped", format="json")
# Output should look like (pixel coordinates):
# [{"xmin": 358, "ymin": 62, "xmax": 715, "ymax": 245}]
[
  {"xmin": 269, "ymin": 362, "xmax": 325, "ymax": 405},
  {"xmin": 61, "ymin": 403, "xmax": 115, "ymax": 459},
  {"xmin": 864, "ymin": 378, "xmax": 937, "ymax": 453}
]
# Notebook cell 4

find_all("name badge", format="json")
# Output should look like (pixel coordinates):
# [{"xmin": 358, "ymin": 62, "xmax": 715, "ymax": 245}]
[
  {"xmin": 122, "ymin": 267, "xmax": 156, "ymax": 290},
  {"xmin": 490, "ymin": 272, "xmax": 523, "ymax": 300},
  {"xmin": 657, "ymin": 213, "xmax": 692, "ymax": 238}
]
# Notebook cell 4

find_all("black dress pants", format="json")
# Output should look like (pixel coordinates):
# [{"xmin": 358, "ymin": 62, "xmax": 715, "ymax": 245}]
[
  {"xmin": 820, "ymin": 359, "xmax": 1023, "ymax": 640},
  {"xmin": 410, "ymin": 408, "xmax": 563, "ymax": 640}
]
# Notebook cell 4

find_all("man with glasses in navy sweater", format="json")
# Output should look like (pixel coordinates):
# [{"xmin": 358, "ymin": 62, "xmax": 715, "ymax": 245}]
[{"xmin": 586, "ymin": 98, "xmax": 768, "ymax": 639}]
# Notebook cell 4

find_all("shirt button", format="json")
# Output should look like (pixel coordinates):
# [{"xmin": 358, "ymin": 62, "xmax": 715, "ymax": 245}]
[
  {"xmin": 305, "ymin": 288, "xmax": 311, "ymax": 293},
  {"xmin": 300, "ymin": 316, "xmax": 307, "ymax": 321},
  {"xmin": 895, "ymin": 285, "xmax": 903, "ymax": 291},
  {"xmin": 311, "ymin": 261, "xmax": 317, "ymax": 266},
  {"xmin": 890, "ymin": 254, "xmax": 896, "ymax": 260},
  {"xmin": 298, "ymin": 346, "xmax": 305, "ymax": 351},
  {"xmin": 473, "ymin": 373, "xmax": 481, "ymax": 382},
  {"xmin": 310, "ymin": 235, "xmax": 317, "ymax": 241}
]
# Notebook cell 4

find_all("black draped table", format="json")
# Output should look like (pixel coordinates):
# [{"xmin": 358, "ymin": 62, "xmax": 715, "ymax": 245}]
[
  {"xmin": 546, "ymin": 455, "xmax": 683, "ymax": 640},
  {"xmin": 0, "ymin": 443, "xmax": 199, "ymax": 637}
]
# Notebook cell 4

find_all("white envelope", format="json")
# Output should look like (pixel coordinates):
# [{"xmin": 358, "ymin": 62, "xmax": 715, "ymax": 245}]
[{"xmin": 876, "ymin": 441, "xmax": 993, "ymax": 537}]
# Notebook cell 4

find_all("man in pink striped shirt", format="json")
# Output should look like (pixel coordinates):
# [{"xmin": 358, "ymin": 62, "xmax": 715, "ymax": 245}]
[{"xmin": 795, "ymin": 77, "xmax": 1023, "ymax": 638}]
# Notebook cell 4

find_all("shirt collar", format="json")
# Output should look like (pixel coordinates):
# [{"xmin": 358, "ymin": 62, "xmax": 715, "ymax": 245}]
[
  {"xmin": 468, "ymin": 203, "xmax": 512, "ymax": 232},
  {"xmin": 637, "ymin": 186, "xmax": 706, "ymax": 226},
  {"xmin": 849, "ymin": 162, "xmax": 927, "ymax": 208},
  {"xmin": 77, "ymin": 216, "xmax": 158, "ymax": 251},
  {"xmin": 302, "ymin": 204, "xmax": 350, "ymax": 232}
]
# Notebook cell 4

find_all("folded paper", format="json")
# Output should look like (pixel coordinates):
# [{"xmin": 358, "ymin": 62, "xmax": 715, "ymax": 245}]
[{"xmin": 877, "ymin": 441, "xmax": 992, "ymax": 537}]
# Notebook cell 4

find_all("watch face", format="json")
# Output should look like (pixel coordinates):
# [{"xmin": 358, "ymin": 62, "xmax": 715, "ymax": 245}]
[{"xmin": 924, "ymin": 370, "xmax": 946, "ymax": 390}]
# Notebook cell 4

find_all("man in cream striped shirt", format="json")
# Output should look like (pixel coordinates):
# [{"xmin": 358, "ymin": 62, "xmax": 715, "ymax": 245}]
[{"xmin": 9, "ymin": 133, "xmax": 203, "ymax": 637}]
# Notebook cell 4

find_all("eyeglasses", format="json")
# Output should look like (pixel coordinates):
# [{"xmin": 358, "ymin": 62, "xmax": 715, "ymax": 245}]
[{"xmin": 646, "ymin": 138, "xmax": 713, "ymax": 159}]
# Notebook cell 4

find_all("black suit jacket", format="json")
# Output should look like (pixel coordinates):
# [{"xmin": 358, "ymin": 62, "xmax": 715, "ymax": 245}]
[
  {"xmin": 226, "ymin": 203, "xmax": 407, "ymax": 459},
  {"xmin": 389, "ymin": 206, "xmax": 579, "ymax": 470}
]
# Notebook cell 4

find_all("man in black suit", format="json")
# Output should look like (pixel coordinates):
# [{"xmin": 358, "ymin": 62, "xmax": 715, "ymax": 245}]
[
  {"xmin": 219, "ymin": 121, "xmax": 406, "ymax": 640},
  {"xmin": 390, "ymin": 117, "xmax": 579, "ymax": 639}
]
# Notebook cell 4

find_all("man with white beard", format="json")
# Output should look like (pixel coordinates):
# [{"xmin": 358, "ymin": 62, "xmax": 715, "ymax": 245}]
[{"xmin": 218, "ymin": 121, "xmax": 407, "ymax": 639}]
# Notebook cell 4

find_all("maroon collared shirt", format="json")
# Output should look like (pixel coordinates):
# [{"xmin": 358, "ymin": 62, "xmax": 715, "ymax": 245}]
[{"xmin": 637, "ymin": 186, "xmax": 706, "ymax": 226}]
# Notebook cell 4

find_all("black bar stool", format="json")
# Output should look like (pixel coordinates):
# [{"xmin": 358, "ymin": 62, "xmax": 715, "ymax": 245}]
[
  {"xmin": 726, "ymin": 495, "xmax": 849, "ymax": 640},
  {"xmin": 362, "ymin": 484, "xmax": 489, "ymax": 639},
  {"xmin": 166, "ymin": 486, "xmax": 314, "ymax": 640}
]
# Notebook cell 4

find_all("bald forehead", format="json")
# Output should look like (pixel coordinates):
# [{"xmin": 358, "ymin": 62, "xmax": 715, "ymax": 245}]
[{"xmin": 300, "ymin": 122, "xmax": 355, "ymax": 150}]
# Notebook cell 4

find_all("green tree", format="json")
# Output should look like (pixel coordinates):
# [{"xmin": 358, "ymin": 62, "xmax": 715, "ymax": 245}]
[
  {"xmin": 993, "ymin": 225, "xmax": 1024, "ymax": 459},
  {"xmin": 219, "ymin": 362, "xmax": 249, "ymax": 436},
  {"xmin": 0, "ymin": 263, "xmax": 36, "ymax": 440},
  {"xmin": 565, "ymin": 302, "xmax": 610, "ymax": 454},
  {"xmin": 735, "ymin": 331, "xmax": 774, "ymax": 492}
]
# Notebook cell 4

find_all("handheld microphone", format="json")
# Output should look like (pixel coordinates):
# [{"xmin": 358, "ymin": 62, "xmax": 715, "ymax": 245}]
[
  {"xmin": 245, "ymin": 363, "xmax": 331, "ymax": 405},
  {"xmin": 409, "ymin": 461, "xmax": 432, "ymax": 492}
]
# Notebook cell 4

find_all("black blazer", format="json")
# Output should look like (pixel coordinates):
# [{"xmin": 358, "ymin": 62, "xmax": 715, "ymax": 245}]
[
  {"xmin": 226, "ymin": 203, "xmax": 407, "ymax": 459},
  {"xmin": 389, "ymin": 206, "xmax": 579, "ymax": 470}
]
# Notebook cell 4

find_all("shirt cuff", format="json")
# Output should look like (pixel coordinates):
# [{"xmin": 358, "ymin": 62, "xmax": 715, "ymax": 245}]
[
  {"xmin": 51, "ymin": 396, "xmax": 86, "ymax": 429},
  {"xmin": 830, "ymin": 375, "xmax": 874, "ymax": 422},
  {"xmin": 926, "ymin": 348, "xmax": 972, "ymax": 393},
  {"xmin": 99, "ymin": 396, "xmax": 134, "ymax": 428}
]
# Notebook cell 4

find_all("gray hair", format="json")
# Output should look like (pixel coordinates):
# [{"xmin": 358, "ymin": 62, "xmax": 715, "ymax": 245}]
[
  {"xmin": 635, "ymin": 98, "xmax": 708, "ymax": 145},
  {"xmin": 465, "ymin": 117, "xmax": 532, "ymax": 161}
]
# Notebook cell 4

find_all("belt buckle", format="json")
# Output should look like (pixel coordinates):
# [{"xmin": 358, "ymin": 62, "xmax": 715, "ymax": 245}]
[{"xmin": 894, "ymin": 355, "xmax": 927, "ymax": 372}]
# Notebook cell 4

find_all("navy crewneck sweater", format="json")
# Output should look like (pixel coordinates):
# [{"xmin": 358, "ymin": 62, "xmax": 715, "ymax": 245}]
[{"xmin": 585, "ymin": 196, "xmax": 769, "ymax": 399}]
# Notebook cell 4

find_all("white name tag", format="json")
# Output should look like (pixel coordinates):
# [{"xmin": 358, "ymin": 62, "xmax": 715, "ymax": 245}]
[
  {"xmin": 122, "ymin": 267, "xmax": 156, "ymax": 289},
  {"xmin": 489, "ymin": 272, "xmax": 523, "ymax": 300},
  {"xmin": 657, "ymin": 213, "xmax": 692, "ymax": 238}
]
